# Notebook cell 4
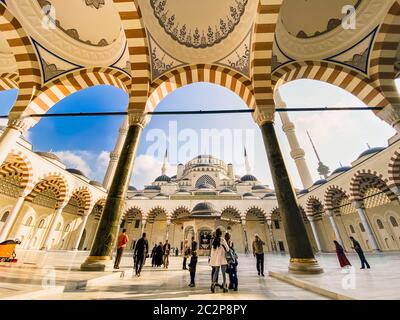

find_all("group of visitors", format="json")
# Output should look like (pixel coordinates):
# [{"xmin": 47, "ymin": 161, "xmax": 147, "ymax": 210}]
[
  {"xmin": 334, "ymin": 237, "xmax": 371, "ymax": 269},
  {"xmin": 150, "ymin": 240, "xmax": 172, "ymax": 268}
]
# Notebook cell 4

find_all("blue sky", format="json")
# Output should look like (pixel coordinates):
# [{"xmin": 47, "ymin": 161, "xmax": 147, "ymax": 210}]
[{"xmin": 0, "ymin": 79, "xmax": 399, "ymax": 190}]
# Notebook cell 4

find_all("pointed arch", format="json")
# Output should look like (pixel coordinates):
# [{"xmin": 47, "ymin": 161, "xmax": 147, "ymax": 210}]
[
  {"xmin": 221, "ymin": 206, "xmax": 241, "ymax": 222},
  {"xmin": 171, "ymin": 206, "xmax": 191, "ymax": 220},
  {"xmin": 67, "ymin": 187, "xmax": 92, "ymax": 215},
  {"xmin": 147, "ymin": 206, "xmax": 168, "ymax": 223},
  {"xmin": 245, "ymin": 206, "xmax": 267, "ymax": 222},
  {"xmin": 124, "ymin": 206, "xmax": 144, "ymax": 223},
  {"xmin": 306, "ymin": 196, "xmax": 325, "ymax": 218},
  {"xmin": 1, "ymin": 149, "xmax": 33, "ymax": 191},
  {"xmin": 0, "ymin": 73, "xmax": 19, "ymax": 91}
]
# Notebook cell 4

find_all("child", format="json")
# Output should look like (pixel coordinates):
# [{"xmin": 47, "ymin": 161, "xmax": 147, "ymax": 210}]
[{"xmin": 188, "ymin": 250, "xmax": 198, "ymax": 287}]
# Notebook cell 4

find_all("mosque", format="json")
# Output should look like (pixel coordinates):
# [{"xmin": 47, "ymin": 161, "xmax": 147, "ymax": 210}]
[{"xmin": 0, "ymin": 0, "xmax": 398, "ymax": 277}]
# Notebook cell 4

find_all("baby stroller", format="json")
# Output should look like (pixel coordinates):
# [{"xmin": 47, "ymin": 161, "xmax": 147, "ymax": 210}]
[{"xmin": 0, "ymin": 239, "xmax": 21, "ymax": 263}]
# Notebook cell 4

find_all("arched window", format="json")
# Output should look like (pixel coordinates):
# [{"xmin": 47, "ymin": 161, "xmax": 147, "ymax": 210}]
[
  {"xmin": 377, "ymin": 219, "xmax": 384, "ymax": 230},
  {"xmin": 65, "ymin": 224, "xmax": 70, "ymax": 232},
  {"xmin": 390, "ymin": 216, "xmax": 399, "ymax": 227},
  {"xmin": 1, "ymin": 211, "xmax": 10, "ymax": 223},
  {"xmin": 359, "ymin": 223, "xmax": 365, "ymax": 233},
  {"xmin": 349, "ymin": 225, "xmax": 355, "ymax": 234},
  {"xmin": 38, "ymin": 219, "xmax": 45, "ymax": 228},
  {"xmin": 25, "ymin": 216, "xmax": 33, "ymax": 226},
  {"xmin": 195, "ymin": 175, "xmax": 216, "ymax": 188},
  {"xmin": 56, "ymin": 222, "xmax": 62, "ymax": 231}
]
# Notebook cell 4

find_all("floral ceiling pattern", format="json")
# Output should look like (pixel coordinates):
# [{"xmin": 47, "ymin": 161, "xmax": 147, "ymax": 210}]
[{"xmin": 150, "ymin": 0, "xmax": 249, "ymax": 49}]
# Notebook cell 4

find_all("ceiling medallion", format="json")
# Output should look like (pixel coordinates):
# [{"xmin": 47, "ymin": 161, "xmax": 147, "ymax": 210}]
[{"xmin": 150, "ymin": 0, "xmax": 248, "ymax": 49}]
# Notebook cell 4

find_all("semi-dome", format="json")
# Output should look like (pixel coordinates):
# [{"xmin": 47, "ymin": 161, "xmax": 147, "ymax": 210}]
[
  {"xmin": 263, "ymin": 192, "xmax": 276, "ymax": 198},
  {"xmin": 154, "ymin": 174, "xmax": 171, "ymax": 182},
  {"xmin": 197, "ymin": 183, "xmax": 215, "ymax": 189},
  {"xmin": 134, "ymin": 193, "xmax": 148, "ymax": 198},
  {"xmin": 220, "ymin": 188, "xmax": 235, "ymax": 194},
  {"xmin": 241, "ymin": 174, "xmax": 258, "ymax": 182},
  {"xmin": 312, "ymin": 179, "xmax": 327, "ymax": 187},
  {"xmin": 144, "ymin": 185, "xmax": 161, "ymax": 191},
  {"xmin": 66, "ymin": 168, "xmax": 87, "ymax": 178},
  {"xmin": 36, "ymin": 152, "xmax": 63, "ymax": 163},
  {"xmin": 331, "ymin": 166, "xmax": 352, "ymax": 176},
  {"xmin": 154, "ymin": 193, "xmax": 169, "ymax": 198},
  {"xmin": 191, "ymin": 202, "xmax": 219, "ymax": 216},
  {"xmin": 176, "ymin": 188, "xmax": 191, "ymax": 194},
  {"xmin": 252, "ymin": 185, "xmax": 267, "ymax": 190},
  {"xmin": 358, "ymin": 147, "xmax": 385, "ymax": 159},
  {"xmin": 128, "ymin": 186, "xmax": 137, "ymax": 191},
  {"xmin": 90, "ymin": 180, "xmax": 103, "ymax": 188},
  {"xmin": 243, "ymin": 192, "xmax": 255, "ymax": 197}
]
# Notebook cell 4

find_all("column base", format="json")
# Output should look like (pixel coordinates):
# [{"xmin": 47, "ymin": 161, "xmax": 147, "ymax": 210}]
[
  {"xmin": 289, "ymin": 258, "xmax": 324, "ymax": 274},
  {"xmin": 80, "ymin": 256, "xmax": 113, "ymax": 272}
]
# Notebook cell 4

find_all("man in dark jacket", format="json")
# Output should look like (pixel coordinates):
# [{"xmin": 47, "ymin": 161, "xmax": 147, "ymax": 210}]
[
  {"xmin": 350, "ymin": 237, "xmax": 371, "ymax": 269},
  {"xmin": 134, "ymin": 233, "xmax": 149, "ymax": 276}
]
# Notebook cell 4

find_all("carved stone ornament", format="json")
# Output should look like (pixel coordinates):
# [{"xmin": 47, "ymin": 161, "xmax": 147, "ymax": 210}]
[{"xmin": 253, "ymin": 107, "xmax": 276, "ymax": 127}]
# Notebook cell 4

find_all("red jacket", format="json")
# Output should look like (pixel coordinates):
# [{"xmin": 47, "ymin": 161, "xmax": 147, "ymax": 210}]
[{"xmin": 117, "ymin": 234, "xmax": 129, "ymax": 248}]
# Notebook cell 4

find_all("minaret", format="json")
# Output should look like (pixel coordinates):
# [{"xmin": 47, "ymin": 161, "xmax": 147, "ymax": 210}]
[
  {"xmin": 161, "ymin": 149, "xmax": 168, "ymax": 175},
  {"xmin": 275, "ymin": 90, "xmax": 313, "ymax": 189},
  {"xmin": 244, "ymin": 147, "xmax": 252, "ymax": 175},
  {"xmin": 307, "ymin": 131, "xmax": 330, "ymax": 179},
  {"xmin": 103, "ymin": 117, "xmax": 128, "ymax": 190}
]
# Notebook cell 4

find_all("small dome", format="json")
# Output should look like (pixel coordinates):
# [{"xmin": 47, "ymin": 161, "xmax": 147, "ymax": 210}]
[
  {"xmin": 220, "ymin": 188, "xmax": 234, "ymax": 194},
  {"xmin": 252, "ymin": 185, "xmax": 267, "ymax": 190},
  {"xmin": 298, "ymin": 189, "xmax": 309, "ymax": 195},
  {"xmin": 155, "ymin": 174, "xmax": 171, "ymax": 182},
  {"xmin": 312, "ymin": 179, "xmax": 327, "ymax": 187},
  {"xmin": 197, "ymin": 183, "xmax": 215, "ymax": 189},
  {"xmin": 243, "ymin": 192, "xmax": 255, "ymax": 197},
  {"xmin": 358, "ymin": 147, "xmax": 385, "ymax": 159},
  {"xmin": 66, "ymin": 168, "xmax": 87, "ymax": 178},
  {"xmin": 36, "ymin": 152, "xmax": 62, "ymax": 163},
  {"xmin": 128, "ymin": 186, "xmax": 137, "ymax": 191},
  {"xmin": 331, "ymin": 166, "xmax": 352, "ymax": 176},
  {"xmin": 241, "ymin": 174, "xmax": 258, "ymax": 182},
  {"xmin": 90, "ymin": 180, "xmax": 103, "ymax": 188},
  {"xmin": 134, "ymin": 193, "xmax": 147, "ymax": 198},
  {"xmin": 170, "ymin": 175, "xmax": 177, "ymax": 180},
  {"xmin": 191, "ymin": 202, "xmax": 219, "ymax": 216},
  {"xmin": 154, "ymin": 193, "xmax": 169, "ymax": 198},
  {"xmin": 144, "ymin": 185, "xmax": 161, "ymax": 191},
  {"xmin": 263, "ymin": 192, "xmax": 276, "ymax": 198},
  {"xmin": 177, "ymin": 188, "xmax": 190, "ymax": 194}
]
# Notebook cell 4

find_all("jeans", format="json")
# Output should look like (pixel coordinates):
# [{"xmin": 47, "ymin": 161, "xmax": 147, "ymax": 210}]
[
  {"xmin": 190, "ymin": 271, "xmax": 196, "ymax": 285},
  {"xmin": 183, "ymin": 257, "xmax": 187, "ymax": 269},
  {"xmin": 256, "ymin": 253, "xmax": 264, "ymax": 275},
  {"xmin": 114, "ymin": 247, "xmax": 124, "ymax": 268},
  {"xmin": 228, "ymin": 264, "xmax": 238, "ymax": 289},
  {"xmin": 356, "ymin": 250, "xmax": 370, "ymax": 269},
  {"xmin": 135, "ymin": 254, "xmax": 145, "ymax": 275},
  {"xmin": 212, "ymin": 265, "xmax": 227, "ymax": 287}
]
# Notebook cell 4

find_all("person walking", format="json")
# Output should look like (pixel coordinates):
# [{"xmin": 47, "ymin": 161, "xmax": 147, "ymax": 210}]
[
  {"xmin": 183, "ymin": 239, "xmax": 189, "ymax": 270},
  {"xmin": 114, "ymin": 229, "xmax": 128, "ymax": 269},
  {"xmin": 150, "ymin": 244, "xmax": 157, "ymax": 267},
  {"xmin": 350, "ymin": 236, "xmax": 371, "ymax": 269},
  {"xmin": 188, "ymin": 248, "xmax": 198, "ymax": 287},
  {"xmin": 134, "ymin": 233, "xmax": 149, "ymax": 277},
  {"xmin": 210, "ymin": 228, "xmax": 229, "ymax": 293},
  {"xmin": 225, "ymin": 232, "xmax": 238, "ymax": 291},
  {"xmin": 334, "ymin": 240, "xmax": 351, "ymax": 268},
  {"xmin": 163, "ymin": 240, "xmax": 171, "ymax": 268},
  {"xmin": 154, "ymin": 242, "xmax": 164, "ymax": 267},
  {"xmin": 252, "ymin": 234, "xmax": 265, "ymax": 276}
]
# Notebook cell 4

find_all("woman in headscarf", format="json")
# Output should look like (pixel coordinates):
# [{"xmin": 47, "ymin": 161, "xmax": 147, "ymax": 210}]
[
  {"xmin": 155, "ymin": 242, "xmax": 164, "ymax": 267},
  {"xmin": 209, "ymin": 228, "xmax": 229, "ymax": 293},
  {"xmin": 334, "ymin": 240, "xmax": 351, "ymax": 268}
]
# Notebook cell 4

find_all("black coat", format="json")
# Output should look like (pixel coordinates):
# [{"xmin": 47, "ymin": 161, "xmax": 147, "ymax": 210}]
[{"xmin": 134, "ymin": 238, "xmax": 149, "ymax": 257}]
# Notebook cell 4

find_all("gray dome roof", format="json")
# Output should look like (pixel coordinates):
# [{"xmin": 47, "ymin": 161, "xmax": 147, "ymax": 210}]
[
  {"xmin": 243, "ymin": 192, "xmax": 255, "ymax": 197},
  {"xmin": 241, "ymin": 174, "xmax": 258, "ymax": 182},
  {"xmin": 312, "ymin": 179, "xmax": 327, "ymax": 187},
  {"xmin": 252, "ymin": 185, "xmax": 267, "ymax": 190},
  {"xmin": 66, "ymin": 168, "xmax": 87, "ymax": 178},
  {"xmin": 128, "ymin": 186, "xmax": 137, "ymax": 191},
  {"xmin": 331, "ymin": 166, "xmax": 352, "ymax": 176},
  {"xmin": 36, "ymin": 152, "xmax": 62, "ymax": 163},
  {"xmin": 155, "ymin": 174, "xmax": 171, "ymax": 182},
  {"xmin": 155, "ymin": 193, "xmax": 169, "ymax": 198},
  {"xmin": 144, "ymin": 185, "xmax": 161, "ymax": 191},
  {"xmin": 134, "ymin": 193, "xmax": 147, "ymax": 197},
  {"xmin": 298, "ymin": 189, "xmax": 309, "ymax": 195},
  {"xmin": 358, "ymin": 147, "xmax": 385, "ymax": 159},
  {"xmin": 263, "ymin": 192, "xmax": 276, "ymax": 198},
  {"xmin": 191, "ymin": 202, "xmax": 219, "ymax": 216},
  {"xmin": 197, "ymin": 183, "xmax": 215, "ymax": 189},
  {"xmin": 90, "ymin": 180, "xmax": 103, "ymax": 188},
  {"xmin": 220, "ymin": 188, "xmax": 234, "ymax": 193}
]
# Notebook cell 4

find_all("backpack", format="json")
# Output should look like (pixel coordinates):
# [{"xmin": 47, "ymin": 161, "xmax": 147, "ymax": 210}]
[{"xmin": 225, "ymin": 247, "xmax": 238, "ymax": 265}]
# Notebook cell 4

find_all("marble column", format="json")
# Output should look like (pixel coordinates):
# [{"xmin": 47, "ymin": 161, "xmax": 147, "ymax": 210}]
[
  {"xmin": 353, "ymin": 201, "xmax": 380, "ymax": 251},
  {"xmin": 307, "ymin": 216, "xmax": 322, "ymax": 252},
  {"xmin": 81, "ymin": 113, "xmax": 146, "ymax": 271},
  {"xmin": 255, "ymin": 107, "xmax": 323, "ymax": 274},
  {"xmin": 166, "ymin": 220, "xmax": 171, "ymax": 240},
  {"xmin": 241, "ymin": 221, "xmax": 249, "ymax": 254},
  {"xmin": 141, "ymin": 219, "xmax": 147, "ymax": 235},
  {"xmin": 41, "ymin": 205, "xmax": 66, "ymax": 250},
  {"xmin": 72, "ymin": 214, "xmax": 90, "ymax": 250},
  {"xmin": 0, "ymin": 194, "xmax": 26, "ymax": 242},
  {"xmin": 0, "ymin": 119, "xmax": 32, "ymax": 165},
  {"xmin": 326, "ymin": 210, "xmax": 346, "ymax": 249},
  {"xmin": 266, "ymin": 219, "xmax": 277, "ymax": 252}
]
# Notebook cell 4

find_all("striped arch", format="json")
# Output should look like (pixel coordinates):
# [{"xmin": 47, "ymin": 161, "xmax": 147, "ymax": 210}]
[
  {"xmin": 388, "ymin": 146, "xmax": 400, "ymax": 190},
  {"xmin": 350, "ymin": 169, "xmax": 397, "ymax": 202},
  {"xmin": 147, "ymin": 64, "xmax": 256, "ymax": 113},
  {"xmin": 147, "ymin": 206, "xmax": 167, "ymax": 223},
  {"xmin": 124, "ymin": 207, "xmax": 144, "ymax": 223},
  {"xmin": 0, "ymin": 4, "xmax": 41, "ymax": 116},
  {"xmin": 26, "ymin": 173, "xmax": 69, "ymax": 207},
  {"xmin": 298, "ymin": 206, "xmax": 309, "ymax": 222},
  {"xmin": 28, "ymin": 68, "xmax": 131, "ymax": 120},
  {"xmin": 245, "ymin": 206, "xmax": 267, "ymax": 222},
  {"xmin": 112, "ymin": 0, "xmax": 150, "ymax": 111},
  {"xmin": 221, "ymin": 206, "xmax": 241, "ymax": 222},
  {"xmin": 91, "ymin": 197, "xmax": 106, "ymax": 221},
  {"xmin": 1, "ymin": 149, "xmax": 33, "ymax": 191},
  {"xmin": 171, "ymin": 206, "xmax": 190, "ymax": 220},
  {"xmin": 272, "ymin": 61, "xmax": 391, "ymax": 109},
  {"xmin": 269, "ymin": 207, "xmax": 281, "ymax": 220},
  {"xmin": 69, "ymin": 187, "xmax": 92, "ymax": 214},
  {"xmin": 251, "ymin": 0, "xmax": 283, "ymax": 108},
  {"xmin": 306, "ymin": 196, "xmax": 325, "ymax": 218},
  {"xmin": 324, "ymin": 185, "xmax": 351, "ymax": 211},
  {"xmin": 369, "ymin": 1, "xmax": 400, "ymax": 106},
  {"xmin": 0, "ymin": 73, "xmax": 18, "ymax": 91}
]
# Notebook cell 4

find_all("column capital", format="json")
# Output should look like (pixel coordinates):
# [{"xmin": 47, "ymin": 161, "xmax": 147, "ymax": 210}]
[
  {"xmin": 253, "ymin": 106, "xmax": 275, "ymax": 127},
  {"xmin": 290, "ymin": 148, "xmax": 306, "ymax": 160},
  {"xmin": 326, "ymin": 209, "xmax": 334, "ymax": 217},
  {"xmin": 377, "ymin": 104, "xmax": 400, "ymax": 130},
  {"xmin": 7, "ymin": 117, "xmax": 35, "ymax": 134},
  {"xmin": 128, "ymin": 110, "xmax": 149, "ymax": 128},
  {"xmin": 109, "ymin": 152, "xmax": 119, "ymax": 161},
  {"xmin": 282, "ymin": 122, "xmax": 295, "ymax": 133},
  {"xmin": 352, "ymin": 200, "xmax": 364, "ymax": 209}
]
